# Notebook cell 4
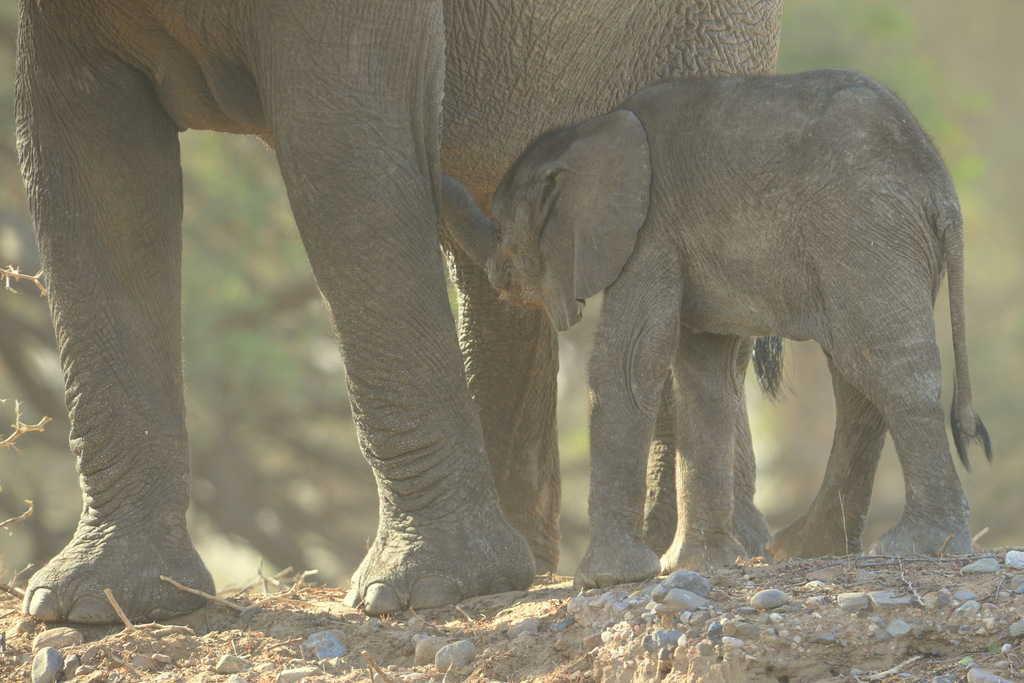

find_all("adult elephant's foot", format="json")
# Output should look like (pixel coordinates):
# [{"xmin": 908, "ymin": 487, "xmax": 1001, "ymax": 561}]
[
  {"xmin": 766, "ymin": 513, "xmax": 863, "ymax": 562},
  {"xmin": 659, "ymin": 532, "xmax": 746, "ymax": 574},
  {"xmin": 24, "ymin": 518, "xmax": 213, "ymax": 623},
  {"xmin": 574, "ymin": 534, "xmax": 660, "ymax": 590},
  {"xmin": 345, "ymin": 500, "xmax": 535, "ymax": 615},
  {"xmin": 868, "ymin": 514, "xmax": 972, "ymax": 557}
]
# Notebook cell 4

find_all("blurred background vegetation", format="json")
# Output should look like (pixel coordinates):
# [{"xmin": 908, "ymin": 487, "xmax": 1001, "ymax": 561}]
[{"xmin": 1, "ymin": 1, "xmax": 1021, "ymax": 590}]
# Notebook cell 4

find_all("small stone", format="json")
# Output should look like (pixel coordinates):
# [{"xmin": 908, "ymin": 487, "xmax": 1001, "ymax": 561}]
[
  {"xmin": 720, "ymin": 636, "xmax": 744, "ymax": 649},
  {"xmin": 869, "ymin": 591, "xmax": 914, "ymax": 609},
  {"xmin": 954, "ymin": 600, "xmax": 981, "ymax": 619},
  {"xmin": 61, "ymin": 654, "xmax": 81, "ymax": 680},
  {"xmin": 871, "ymin": 626, "xmax": 891, "ymax": 642},
  {"xmin": 659, "ymin": 571, "xmax": 712, "ymax": 598},
  {"xmin": 32, "ymin": 627, "xmax": 84, "ymax": 652},
  {"xmin": 749, "ymin": 589, "xmax": 789, "ymax": 611},
  {"xmin": 508, "ymin": 617, "xmax": 541, "ymax": 638},
  {"xmin": 696, "ymin": 641, "xmax": 716, "ymax": 656},
  {"xmin": 74, "ymin": 666, "xmax": 96, "ymax": 677},
  {"xmin": 550, "ymin": 618, "xmax": 574, "ymax": 633},
  {"xmin": 31, "ymin": 647, "xmax": 63, "ymax": 683},
  {"xmin": 660, "ymin": 588, "xmax": 708, "ymax": 612},
  {"xmin": 435, "ymin": 640, "xmax": 475, "ymax": 673},
  {"xmin": 1009, "ymin": 617, "xmax": 1024, "ymax": 638},
  {"xmin": 152, "ymin": 653, "xmax": 172, "ymax": 666},
  {"xmin": 252, "ymin": 662, "xmax": 277, "ymax": 674},
  {"xmin": 583, "ymin": 632, "xmax": 603, "ymax": 650},
  {"xmin": 809, "ymin": 633, "xmax": 837, "ymax": 645},
  {"xmin": 305, "ymin": 630, "xmax": 347, "ymax": 660},
  {"xmin": 226, "ymin": 675, "xmax": 249, "ymax": 683},
  {"xmin": 954, "ymin": 590, "xmax": 978, "ymax": 602},
  {"xmin": 643, "ymin": 629, "xmax": 686, "ymax": 652},
  {"xmin": 851, "ymin": 569, "xmax": 877, "ymax": 583},
  {"xmin": 836, "ymin": 592, "xmax": 871, "ymax": 612},
  {"xmin": 962, "ymin": 558, "xmax": 1001, "ymax": 575},
  {"xmin": 412, "ymin": 635, "xmax": 447, "ymax": 666},
  {"xmin": 131, "ymin": 654, "xmax": 158, "ymax": 671},
  {"xmin": 216, "ymin": 654, "xmax": 253, "ymax": 674},
  {"xmin": 706, "ymin": 621, "xmax": 723, "ymax": 644},
  {"xmin": 278, "ymin": 666, "xmax": 319, "ymax": 683},
  {"xmin": 805, "ymin": 566, "xmax": 843, "ymax": 582},
  {"xmin": 885, "ymin": 619, "xmax": 913, "ymax": 637},
  {"xmin": 967, "ymin": 668, "xmax": 1018, "ymax": 683},
  {"xmin": 921, "ymin": 590, "xmax": 951, "ymax": 610}
]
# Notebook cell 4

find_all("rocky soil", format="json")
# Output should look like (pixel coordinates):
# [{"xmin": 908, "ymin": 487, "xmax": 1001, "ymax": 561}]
[{"xmin": 3, "ymin": 551, "xmax": 1024, "ymax": 683}]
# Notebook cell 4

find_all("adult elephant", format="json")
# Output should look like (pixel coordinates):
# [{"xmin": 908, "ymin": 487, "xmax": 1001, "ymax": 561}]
[{"xmin": 16, "ymin": 0, "xmax": 781, "ymax": 623}]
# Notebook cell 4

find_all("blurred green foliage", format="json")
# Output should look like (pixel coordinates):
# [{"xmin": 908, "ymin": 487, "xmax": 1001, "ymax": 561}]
[{"xmin": 0, "ymin": 1, "xmax": 1020, "ymax": 591}]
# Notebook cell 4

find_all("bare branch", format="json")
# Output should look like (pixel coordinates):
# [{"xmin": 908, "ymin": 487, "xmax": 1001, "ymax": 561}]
[
  {"xmin": 0, "ymin": 400, "xmax": 52, "ymax": 450},
  {"xmin": 0, "ymin": 266, "xmax": 47, "ymax": 296},
  {"xmin": 0, "ymin": 499, "xmax": 33, "ymax": 533}
]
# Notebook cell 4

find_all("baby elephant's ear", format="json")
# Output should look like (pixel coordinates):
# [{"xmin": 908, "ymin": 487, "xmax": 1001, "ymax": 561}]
[{"xmin": 563, "ymin": 110, "xmax": 651, "ymax": 301}]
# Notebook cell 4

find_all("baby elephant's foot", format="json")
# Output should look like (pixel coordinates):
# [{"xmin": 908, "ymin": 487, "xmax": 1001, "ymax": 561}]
[
  {"xmin": 574, "ymin": 534, "xmax": 660, "ymax": 591},
  {"xmin": 660, "ymin": 532, "xmax": 745, "ymax": 573},
  {"xmin": 24, "ymin": 520, "xmax": 213, "ymax": 623},
  {"xmin": 767, "ymin": 514, "xmax": 863, "ymax": 562},
  {"xmin": 868, "ymin": 515, "xmax": 972, "ymax": 557}
]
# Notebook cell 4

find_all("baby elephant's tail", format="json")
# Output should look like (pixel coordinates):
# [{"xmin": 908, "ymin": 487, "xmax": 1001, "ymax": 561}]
[{"xmin": 938, "ymin": 199, "xmax": 993, "ymax": 470}]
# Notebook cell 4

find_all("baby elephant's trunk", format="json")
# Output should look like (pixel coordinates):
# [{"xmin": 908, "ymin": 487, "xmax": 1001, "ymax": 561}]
[{"xmin": 440, "ymin": 175, "xmax": 497, "ymax": 269}]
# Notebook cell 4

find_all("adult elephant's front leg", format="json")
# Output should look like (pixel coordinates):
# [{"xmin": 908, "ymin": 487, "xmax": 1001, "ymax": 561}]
[
  {"xmin": 261, "ymin": 6, "xmax": 534, "ymax": 615},
  {"xmin": 18, "ymin": 19, "xmax": 212, "ymax": 623}
]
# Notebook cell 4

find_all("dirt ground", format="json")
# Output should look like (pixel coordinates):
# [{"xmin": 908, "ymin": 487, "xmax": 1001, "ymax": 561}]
[{"xmin": 3, "ymin": 551, "xmax": 1024, "ymax": 683}]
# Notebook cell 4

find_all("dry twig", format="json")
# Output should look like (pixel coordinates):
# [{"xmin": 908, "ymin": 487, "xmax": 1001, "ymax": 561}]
[
  {"xmin": 0, "ymin": 500, "xmax": 33, "ymax": 532},
  {"xmin": 0, "ymin": 266, "xmax": 46, "ymax": 296},
  {"xmin": 938, "ymin": 533, "xmax": 956, "ymax": 558},
  {"xmin": 362, "ymin": 650, "xmax": 394, "ymax": 683},
  {"xmin": 0, "ymin": 400, "xmax": 52, "ymax": 451},
  {"xmin": 160, "ymin": 575, "xmax": 245, "ymax": 613},
  {"xmin": 103, "ymin": 588, "xmax": 135, "ymax": 631},
  {"xmin": 897, "ymin": 558, "xmax": 924, "ymax": 606},
  {"xmin": 865, "ymin": 654, "xmax": 922, "ymax": 680},
  {"xmin": 0, "ymin": 580, "xmax": 25, "ymax": 600}
]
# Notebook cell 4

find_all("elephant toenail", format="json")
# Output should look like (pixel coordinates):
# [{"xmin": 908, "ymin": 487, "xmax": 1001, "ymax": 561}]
[
  {"xmin": 409, "ymin": 576, "xmax": 461, "ymax": 610},
  {"xmin": 363, "ymin": 583, "xmax": 401, "ymax": 615},
  {"xmin": 25, "ymin": 588, "xmax": 61, "ymax": 621},
  {"xmin": 67, "ymin": 594, "xmax": 115, "ymax": 624}
]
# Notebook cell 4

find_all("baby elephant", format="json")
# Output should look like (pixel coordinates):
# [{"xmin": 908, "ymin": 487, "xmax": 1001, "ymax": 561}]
[{"xmin": 444, "ymin": 68, "xmax": 991, "ymax": 589}]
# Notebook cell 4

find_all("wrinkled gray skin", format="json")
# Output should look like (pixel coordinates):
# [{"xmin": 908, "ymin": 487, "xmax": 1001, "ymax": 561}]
[
  {"xmin": 446, "ymin": 69, "xmax": 992, "ymax": 589},
  {"xmin": 17, "ymin": 0, "xmax": 782, "ymax": 622}
]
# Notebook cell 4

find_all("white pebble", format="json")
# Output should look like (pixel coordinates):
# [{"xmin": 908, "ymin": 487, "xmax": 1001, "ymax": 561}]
[{"xmin": 1005, "ymin": 550, "xmax": 1024, "ymax": 568}]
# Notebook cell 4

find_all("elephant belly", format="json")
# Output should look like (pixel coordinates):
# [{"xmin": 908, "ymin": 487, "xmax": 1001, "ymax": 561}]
[{"xmin": 679, "ymin": 290, "xmax": 816, "ymax": 343}]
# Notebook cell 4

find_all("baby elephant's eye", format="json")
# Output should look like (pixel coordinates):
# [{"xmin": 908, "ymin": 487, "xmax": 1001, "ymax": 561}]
[{"xmin": 494, "ymin": 225, "xmax": 503, "ymax": 242}]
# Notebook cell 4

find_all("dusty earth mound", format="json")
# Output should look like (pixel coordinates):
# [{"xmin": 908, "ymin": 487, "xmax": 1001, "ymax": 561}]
[{"xmin": 3, "ymin": 552, "xmax": 1024, "ymax": 682}]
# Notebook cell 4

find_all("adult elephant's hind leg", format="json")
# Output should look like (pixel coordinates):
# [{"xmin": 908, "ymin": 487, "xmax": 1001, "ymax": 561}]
[
  {"xmin": 260, "ymin": 4, "xmax": 533, "ymax": 614},
  {"xmin": 18, "ymin": 23, "xmax": 212, "ymax": 622}
]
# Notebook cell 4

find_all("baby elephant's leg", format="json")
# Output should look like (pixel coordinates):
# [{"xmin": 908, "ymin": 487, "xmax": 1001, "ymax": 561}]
[
  {"xmin": 574, "ymin": 282, "xmax": 680, "ymax": 591},
  {"xmin": 661, "ymin": 331, "xmax": 748, "ymax": 572},
  {"xmin": 767, "ymin": 356, "xmax": 886, "ymax": 560}
]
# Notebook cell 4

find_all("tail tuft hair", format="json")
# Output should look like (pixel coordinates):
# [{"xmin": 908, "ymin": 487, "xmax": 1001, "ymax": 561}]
[
  {"xmin": 753, "ymin": 336, "xmax": 784, "ymax": 401},
  {"xmin": 950, "ymin": 389, "xmax": 993, "ymax": 472}
]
